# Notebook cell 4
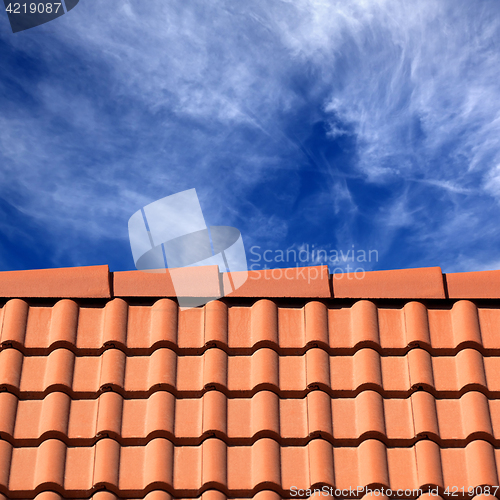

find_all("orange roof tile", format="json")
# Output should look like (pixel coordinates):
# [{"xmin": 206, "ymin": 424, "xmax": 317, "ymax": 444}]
[
  {"xmin": 0, "ymin": 265, "xmax": 111, "ymax": 298},
  {"xmin": 332, "ymin": 266, "xmax": 445, "ymax": 299},
  {"xmin": 222, "ymin": 266, "xmax": 331, "ymax": 298},
  {"xmin": 0, "ymin": 264, "xmax": 500, "ymax": 498},
  {"xmin": 446, "ymin": 269, "xmax": 500, "ymax": 299},
  {"xmin": 113, "ymin": 266, "xmax": 221, "ymax": 298}
]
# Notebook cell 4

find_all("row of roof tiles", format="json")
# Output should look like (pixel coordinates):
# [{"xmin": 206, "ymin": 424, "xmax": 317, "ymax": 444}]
[
  {"xmin": 1, "ymin": 389, "xmax": 500, "ymax": 446},
  {"xmin": 1, "ymin": 265, "xmax": 500, "ymax": 299},
  {"xmin": 2, "ymin": 298, "xmax": 500, "ymax": 354},
  {"xmin": 0, "ymin": 494, "xmax": 492, "ymax": 500},
  {"xmin": 1, "ymin": 347, "xmax": 500, "ymax": 397},
  {"xmin": 2, "ymin": 264, "xmax": 500, "ymax": 498},
  {"xmin": 0, "ymin": 494, "xmax": 305, "ymax": 500},
  {"xmin": 0, "ymin": 437, "xmax": 499, "ymax": 495}
]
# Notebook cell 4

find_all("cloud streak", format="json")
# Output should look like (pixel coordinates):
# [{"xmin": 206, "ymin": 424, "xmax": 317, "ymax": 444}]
[{"xmin": 0, "ymin": 0, "xmax": 499, "ymax": 272}]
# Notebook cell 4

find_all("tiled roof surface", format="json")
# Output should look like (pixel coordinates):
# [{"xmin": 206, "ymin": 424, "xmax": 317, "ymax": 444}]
[{"xmin": 1, "ymin": 264, "xmax": 500, "ymax": 498}]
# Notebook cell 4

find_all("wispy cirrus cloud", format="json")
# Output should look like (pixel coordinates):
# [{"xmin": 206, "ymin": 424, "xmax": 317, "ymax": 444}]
[{"xmin": 0, "ymin": 0, "xmax": 499, "ymax": 272}]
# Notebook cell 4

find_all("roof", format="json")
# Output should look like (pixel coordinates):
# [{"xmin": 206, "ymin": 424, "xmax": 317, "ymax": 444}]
[{"xmin": 0, "ymin": 264, "xmax": 500, "ymax": 498}]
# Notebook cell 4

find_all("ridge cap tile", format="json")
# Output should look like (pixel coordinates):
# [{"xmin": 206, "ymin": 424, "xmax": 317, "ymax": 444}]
[
  {"xmin": 5, "ymin": 263, "xmax": 500, "ymax": 300},
  {"xmin": 222, "ymin": 265, "xmax": 330, "ymax": 298},
  {"xmin": 446, "ymin": 269, "xmax": 500, "ymax": 299},
  {"xmin": 0, "ymin": 265, "xmax": 111, "ymax": 299},
  {"xmin": 113, "ymin": 265, "xmax": 221, "ymax": 298},
  {"xmin": 332, "ymin": 266, "xmax": 445, "ymax": 299}
]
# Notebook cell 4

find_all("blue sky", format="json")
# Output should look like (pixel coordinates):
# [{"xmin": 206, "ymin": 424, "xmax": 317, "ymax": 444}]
[{"xmin": 1, "ymin": 0, "xmax": 500, "ymax": 274}]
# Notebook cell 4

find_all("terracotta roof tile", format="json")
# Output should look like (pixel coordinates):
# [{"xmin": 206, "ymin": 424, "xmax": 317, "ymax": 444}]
[
  {"xmin": 222, "ymin": 266, "xmax": 330, "ymax": 298},
  {"xmin": 113, "ymin": 266, "xmax": 221, "ymax": 298},
  {"xmin": 1, "ymin": 264, "xmax": 500, "ymax": 498},
  {"xmin": 332, "ymin": 266, "xmax": 446, "ymax": 299},
  {"xmin": 0, "ymin": 265, "xmax": 111, "ymax": 298},
  {"xmin": 446, "ymin": 270, "xmax": 500, "ymax": 299},
  {"xmin": 0, "ymin": 493, "xmax": 285, "ymax": 500}
]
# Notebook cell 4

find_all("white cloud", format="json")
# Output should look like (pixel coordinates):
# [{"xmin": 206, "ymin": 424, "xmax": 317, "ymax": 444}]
[
  {"xmin": 312, "ymin": 1, "xmax": 500, "ymax": 184},
  {"xmin": 1, "ymin": 0, "xmax": 500, "ymax": 270}
]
